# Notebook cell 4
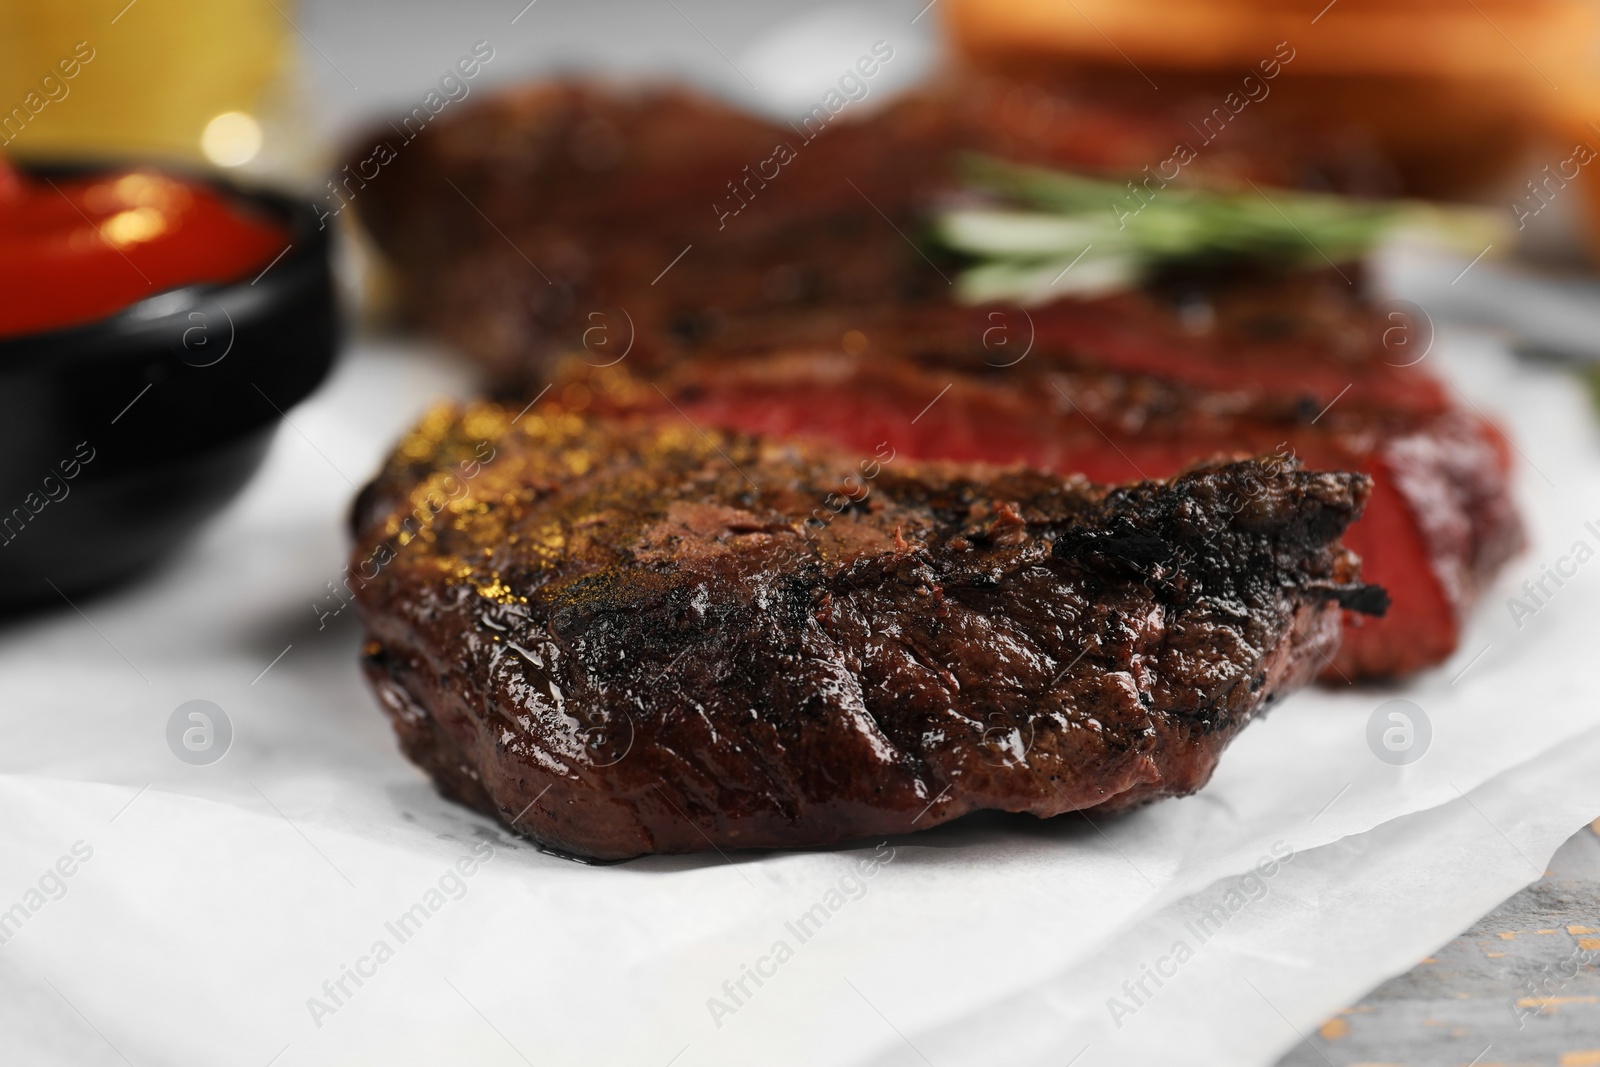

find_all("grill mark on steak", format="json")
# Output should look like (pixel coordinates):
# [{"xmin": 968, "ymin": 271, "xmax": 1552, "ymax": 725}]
[{"xmin": 350, "ymin": 401, "xmax": 1377, "ymax": 860}]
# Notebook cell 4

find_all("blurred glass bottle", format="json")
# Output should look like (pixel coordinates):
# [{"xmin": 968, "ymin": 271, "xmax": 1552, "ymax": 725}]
[{"xmin": 0, "ymin": 0, "xmax": 309, "ymax": 176}]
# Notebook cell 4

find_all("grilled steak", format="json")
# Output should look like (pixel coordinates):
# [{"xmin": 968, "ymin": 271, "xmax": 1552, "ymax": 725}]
[
  {"xmin": 352, "ymin": 77, "xmax": 1389, "ymax": 386},
  {"xmin": 350, "ymin": 400, "xmax": 1378, "ymax": 860},
  {"xmin": 348, "ymin": 77, "xmax": 1522, "ymax": 679}
]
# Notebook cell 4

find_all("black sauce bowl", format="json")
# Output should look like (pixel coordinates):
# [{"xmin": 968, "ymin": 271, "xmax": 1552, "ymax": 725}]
[{"xmin": 0, "ymin": 165, "xmax": 338, "ymax": 612}]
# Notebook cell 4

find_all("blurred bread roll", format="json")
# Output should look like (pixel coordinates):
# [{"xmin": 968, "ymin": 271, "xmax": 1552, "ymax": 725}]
[{"xmin": 945, "ymin": 0, "xmax": 1600, "ymax": 200}]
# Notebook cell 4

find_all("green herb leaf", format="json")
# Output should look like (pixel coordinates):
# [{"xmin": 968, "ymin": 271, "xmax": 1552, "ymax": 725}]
[{"xmin": 937, "ymin": 155, "xmax": 1504, "ymax": 305}]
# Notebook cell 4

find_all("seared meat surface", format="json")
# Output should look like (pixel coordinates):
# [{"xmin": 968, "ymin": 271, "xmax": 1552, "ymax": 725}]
[{"xmin": 351, "ymin": 401, "xmax": 1377, "ymax": 860}]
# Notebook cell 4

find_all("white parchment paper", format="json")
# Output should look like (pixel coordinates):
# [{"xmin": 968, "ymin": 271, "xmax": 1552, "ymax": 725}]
[{"xmin": 0, "ymin": 291, "xmax": 1597, "ymax": 1067}]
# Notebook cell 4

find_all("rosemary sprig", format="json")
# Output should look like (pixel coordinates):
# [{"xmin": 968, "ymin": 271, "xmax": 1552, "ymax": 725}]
[{"xmin": 935, "ymin": 155, "xmax": 1504, "ymax": 306}]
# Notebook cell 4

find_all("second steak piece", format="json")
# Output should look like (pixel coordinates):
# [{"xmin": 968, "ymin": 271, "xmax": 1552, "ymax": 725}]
[
  {"xmin": 350, "ymin": 402, "xmax": 1380, "ymax": 860},
  {"xmin": 573, "ymin": 332, "xmax": 1518, "ymax": 680}
]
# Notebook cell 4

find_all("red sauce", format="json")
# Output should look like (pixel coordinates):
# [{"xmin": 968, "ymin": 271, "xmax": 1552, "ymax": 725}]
[{"xmin": 0, "ymin": 156, "xmax": 288, "ymax": 337}]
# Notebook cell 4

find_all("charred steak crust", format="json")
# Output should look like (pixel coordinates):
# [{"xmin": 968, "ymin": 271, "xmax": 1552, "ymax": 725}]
[{"xmin": 351, "ymin": 402, "xmax": 1377, "ymax": 860}]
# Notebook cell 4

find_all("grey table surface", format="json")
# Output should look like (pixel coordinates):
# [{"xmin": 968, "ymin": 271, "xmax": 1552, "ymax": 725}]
[{"xmin": 1275, "ymin": 820, "xmax": 1600, "ymax": 1067}]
